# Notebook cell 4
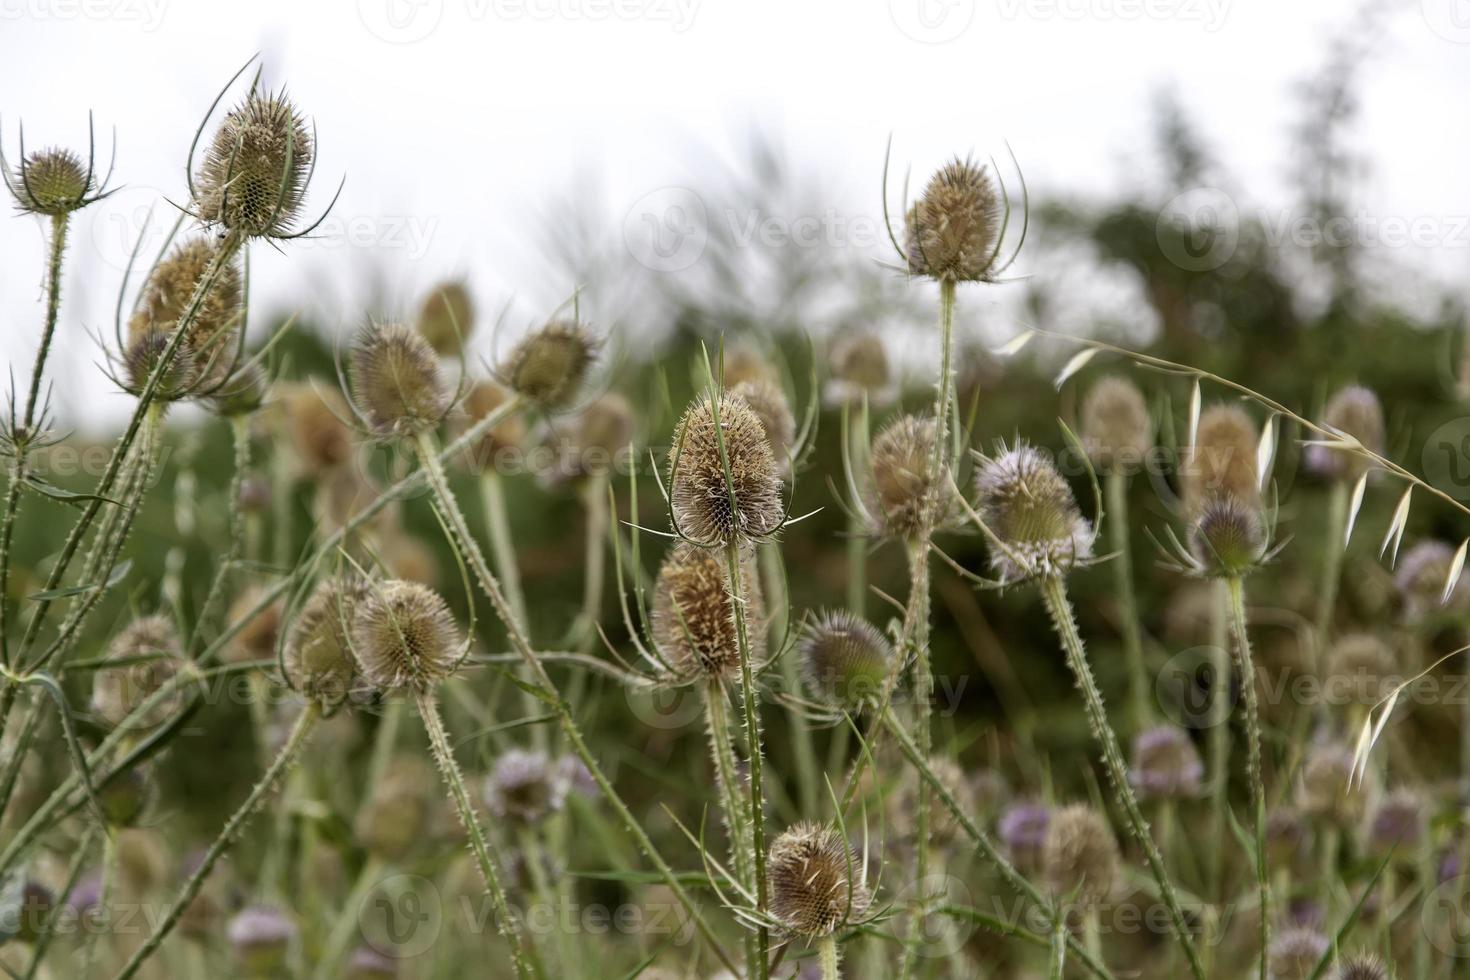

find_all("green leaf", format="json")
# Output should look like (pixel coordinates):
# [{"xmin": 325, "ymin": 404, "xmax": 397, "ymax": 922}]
[
  {"xmin": 26, "ymin": 559, "xmax": 131, "ymax": 602},
  {"xmin": 20, "ymin": 672, "xmax": 108, "ymax": 830},
  {"xmin": 21, "ymin": 475, "xmax": 120, "ymax": 507}
]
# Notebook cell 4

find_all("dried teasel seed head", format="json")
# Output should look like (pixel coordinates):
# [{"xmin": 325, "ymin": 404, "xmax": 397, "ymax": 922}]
[
  {"xmin": 767, "ymin": 822, "xmax": 870, "ymax": 938},
  {"xmin": 1305, "ymin": 385, "xmax": 1384, "ymax": 482},
  {"xmin": 1080, "ymin": 376, "xmax": 1152, "ymax": 473},
  {"xmin": 351, "ymin": 581, "xmax": 462, "ymax": 692},
  {"xmin": 355, "ymin": 756, "xmax": 431, "ymax": 862},
  {"xmin": 730, "ymin": 378, "xmax": 796, "ymax": 473},
  {"xmin": 273, "ymin": 381, "xmax": 355, "ymax": 475},
  {"xmin": 1128, "ymin": 724, "xmax": 1203, "ymax": 800},
  {"xmin": 1325, "ymin": 632, "xmax": 1396, "ymax": 706},
  {"xmin": 1187, "ymin": 495, "xmax": 1267, "ymax": 577},
  {"xmin": 1395, "ymin": 539, "xmax": 1470, "ymax": 619},
  {"xmin": 459, "ymin": 378, "xmax": 527, "ymax": 471},
  {"xmin": 1042, "ymin": 804, "xmax": 1119, "ymax": 907},
  {"xmin": 1332, "ymin": 954, "xmax": 1389, "ymax": 980},
  {"xmin": 128, "ymin": 236, "xmax": 244, "ymax": 383},
  {"xmin": 8, "ymin": 147, "xmax": 94, "ymax": 216},
  {"xmin": 350, "ymin": 321, "xmax": 449, "ymax": 437},
  {"xmin": 829, "ymin": 333, "xmax": 890, "ymax": 394},
  {"xmin": 284, "ymin": 579, "xmax": 367, "ymax": 710},
  {"xmin": 194, "ymin": 92, "xmax": 313, "ymax": 238},
  {"xmin": 501, "ymin": 320, "xmax": 598, "ymax": 409},
  {"xmin": 91, "ymin": 614, "xmax": 183, "ymax": 730},
  {"xmin": 904, "ymin": 157, "xmax": 1004, "ymax": 282},
  {"xmin": 1365, "ymin": 787, "xmax": 1424, "ymax": 854},
  {"xmin": 123, "ymin": 331, "xmax": 199, "ymax": 402},
  {"xmin": 1183, "ymin": 404, "xmax": 1258, "ymax": 512},
  {"xmin": 799, "ymin": 610, "xmax": 894, "ymax": 710},
  {"xmin": 415, "ymin": 280, "xmax": 475, "ymax": 357},
  {"xmin": 651, "ymin": 543, "xmax": 765, "ymax": 679},
  {"xmin": 1267, "ymin": 928, "xmax": 1330, "ymax": 980},
  {"xmin": 482, "ymin": 748, "xmax": 567, "ymax": 825},
  {"xmin": 974, "ymin": 444, "xmax": 1094, "ymax": 581},
  {"xmin": 543, "ymin": 393, "xmax": 635, "ymax": 485},
  {"xmin": 868, "ymin": 414, "xmax": 949, "ymax": 539},
  {"xmin": 1298, "ymin": 743, "xmax": 1362, "ymax": 827},
  {"xmin": 228, "ymin": 905, "xmax": 296, "ymax": 975},
  {"xmin": 669, "ymin": 392, "xmax": 783, "ymax": 544},
  {"xmin": 720, "ymin": 344, "xmax": 778, "ymax": 388}
]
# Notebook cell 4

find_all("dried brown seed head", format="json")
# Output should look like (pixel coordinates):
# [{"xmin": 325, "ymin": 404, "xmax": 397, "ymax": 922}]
[
  {"xmin": 1332, "ymin": 954, "xmax": 1388, "ymax": 980},
  {"xmin": 767, "ymin": 822, "xmax": 870, "ymax": 938},
  {"xmin": 415, "ymin": 280, "xmax": 475, "ymax": 356},
  {"xmin": 1184, "ymin": 404, "xmax": 1258, "ymax": 511},
  {"xmin": 352, "ymin": 581, "xmax": 462, "ymax": 692},
  {"xmin": 669, "ymin": 392, "xmax": 783, "ymax": 544},
  {"xmin": 274, "ymin": 382, "xmax": 355, "ymax": 475},
  {"xmin": 502, "ymin": 320, "xmax": 597, "ymax": 409},
  {"xmin": 223, "ymin": 586, "xmax": 284, "ymax": 666},
  {"xmin": 1128, "ymin": 725, "xmax": 1203, "ymax": 800},
  {"xmin": 90, "ymin": 614, "xmax": 183, "ymax": 730},
  {"xmin": 123, "ymin": 330, "xmax": 199, "ymax": 402},
  {"xmin": 730, "ymin": 378, "xmax": 795, "ymax": 473},
  {"xmin": 1080, "ymin": 376, "xmax": 1152, "ymax": 472},
  {"xmin": 1187, "ymin": 495, "xmax": 1267, "ymax": 577},
  {"xmin": 868, "ymin": 414, "xmax": 949, "ymax": 539},
  {"xmin": 904, "ymin": 158, "xmax": 1004, "ymax": 282},
  {"xmin": 350, "ymin": 321, "xmax": 449, "ymax": 437},
  {"xmin": 284, "ymin": 579, "xmax": 367, "ymax": 709},
  {"xmin": 1298, "ymin": 744, "xmax": 1362, "ymax": 827},
  {"xmin": 799, "ymin": 610, "xmax": 894, "ymax": 710},
  {"xmin": 459, "ymin": 378, "xmax": 527, "ymax": 470},
  {"xmin": 1042, "ymin": 804, "xmax": 1119, "ymax": 907},
  {"xmin": 974, "ymin": 444, "xmax": 1094, "ymax": 580},
  {"xmin": 1306, "ymin": 385, "xmax": 1384, "ymax": 482},
  {"xmin": 127, "ymin": 236, "xmax": 244, "ymax": 386},
  {"xmin": 354, "ymin": 756, "xmax": 432, "ymax": 862},
  {"xmin": 194, "ymin": 92, "xmax": 312, "ymax": 238},
  {"xmin": 8, "ymin": 147, "xmax": 94, "ymax": 216},
  {"xmin": 650, "ymin": 542, "xmax": 764, "ymax": 679}
]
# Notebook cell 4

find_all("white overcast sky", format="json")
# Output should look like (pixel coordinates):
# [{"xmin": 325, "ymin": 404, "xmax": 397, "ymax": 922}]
[{"xmin": 2, "ymin": 0, "xmax": 1469, "ymax": 430}]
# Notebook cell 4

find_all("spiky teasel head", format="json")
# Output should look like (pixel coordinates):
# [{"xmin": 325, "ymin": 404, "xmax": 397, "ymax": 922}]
[
  {"xmin": 1186, "ymin": 495, "xmax": 1267, "ymax": 578},
  {"xmin": 1325, "ymin": 632, "xmax": 1396, "ymax": 706},
  {"xmin": 274, "ymin": 381, "xmax": 354, "ymax": 475},
  {"xmin": 127, "ymin": 235, "xmax": 244, "ymax": 376},
  {"xmin": 1267, "ymin": 928, "xmax": 1329, "ymax": 980},
  {"xmin": 194, "ymin": 91, "xmax": 312, "ymax": 238},
  {"xmin": 459, "ymin": 378, "xmax": 526, "ymax": 470},
  {"xmin": 1128, "ymin": 724, "xmax": 1203, "ymax": 800},
  {"xmin": 799, "ymin": 610, "xmax": 894, "ymax": 711},
  {"xmin": 1364, "ymin": 787, "xmax": 1424, "ymax": 854},
  {"xmin": 284, "ymin": 578, "xmax": 368, "ymax": 711},
  {"xmin": 868, "ymin": 414, "xmax": 951, "ymax": 539},
  {"xmin": 1041, "ymin": 804, "xmax": 1119, "ymax": 907},
  {"xmin": 1394, "ymin": 539, "xmax": 1470, "ymax": 620},
  {"xmin": 1298, "ymin": 743, "xmax": 1363, "ymax": 827},
  {"xmin": 721, "ymin": 344, "xmax": 778, "ymax": 388},
  {"xmin": 767, "ymin": 822, "xmax": 871, "ymax": 938},
  {"xmin": 7, "ymin": 147, "xmax": 96, "ymax": 216},
  {"xmin": 501, "ymin": 320, "xmax": 598, "ymax": 409},
  {"xmin": 349, "ymin": 321, "xmax": 450, "ymax": 438},
  {"xmin": 650, "ymin": 542, "xmax": 765, "ymax": 680},
  {"xmin": 91, "ymin": 614, "xmax": 183, "ymax": 730},
  {"xmin": 228, "ymin": 905, "xmax": 296, "ymax": 975},
  {"xmin": 730, "ymin": 378, "xmax": 796, "ymax": 473},
  {"xmin": 483, "ymin": 748, "xmax": 567, "ymax": 825},
  {"xmin": 973, "ymin": 443, "xmax": 1095, "ymax": 581},
  {"xmin": 351, "ymin": 581, "xmax": 463, "ymax": 692},
  {"xmin": 543, "ymin": 392, "xmax": 636, "ymax": 485},
  {"xmin": 1305, "ymin": 385, "xmax": 1384, "ymax": 482},
  {"xmin": 826, "ymin": 333, "xmax": 891, "ymax": 405},
  {"xmin": 122, "ymin": 330, "xmax": 199, "ymax": 402},
  {"xmin": 1183, "ymin": 404, "xmax": 1259, "ymax": 512},
  {"xmin": 904, "ymin": 157, "xmax": 1003, "ymax": 282},
  {"xmin": 1081, "ymin": 376, "xmax": 1152, "ymax": 473},
  {"xmin": 416, "ymin": 280, "xmax": 475, "ymax": 357},
  {"xmin": 1331, "ymin": 954, "xmax": 1389, "ymax": 980},
  {"xmin": 669, "ymin": 392, "xmax": 784, "ymax": 544}
]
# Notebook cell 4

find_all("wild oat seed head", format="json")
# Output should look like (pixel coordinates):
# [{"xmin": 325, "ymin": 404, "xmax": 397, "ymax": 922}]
[
  {"xmin": 1395, "ymin": 539, "xmax": 1470, "ymax": 619},
  {"xmin": 799, "ymin": 609, "xmax": 894, "ymax": 710},
  {"xmin": 9, "ymin": 147, "xmax": 93, "ymax": 215},
  {"xmin": 1042, "ymin": 804, "xmax": 1119, "ymax": 907},
  {"xmin": 284, "ymin": 579, "xmax": 368, "ymax": 709},
  {"xmin": 483, "ymin": 748, "xmax": 567, "ymax": 825},
  {"xmin": 1187, "ymin": 495, "xmax": 1267, "ymax": 578},
  {"xmin": 730, "ymin": 378, "xmax": 795, "ymax": 472},
  {"xmin": 904, "ymin": 157, "xmax": 1003, "ymax": 282},
  {"xmin": 869, "ymin": 414, "xmax": 949, "ymax": 539},
  {"xmin": 194, "ymin": 92, "xmax": 313, "ymax": 238},
  {"xmin": 1128, "ymin": 724, "xmax": 1203, "ymax": 800},
  {"xmin": 1332, "ymin": 954, "xmax": 1389, "ymax": 980},
  {"xmin": 459, "ymin": 378, "xmax": 527, "ymax": 470},
  {"xmin": 91, "ymin": 614, "xmax": 182, "ymax": 729},
  {"xmin": 415, "ymin": 280, "xmax": 475, "ymax": 356},
  {"xmin": 351, "ymin": 580, "xmax": 462, "ymax": 692},
  {"xmin": 650, "ymin": 542, "xmax": 765, "ymax": 679},
  {"xmin": 123, "ymin": 330, "xmax": 199, "ymax": 402},
  {"xmin": 1080, "ymin": 376, "xmax": 1152, "ymax": 472},
  {"xmin": 502, "ymin": 320, "xmax": 598, "ymax": 409},
  {"xmin": 128, "ymin": 236, "xmax": 244, "ymax": 378},
  {"xmin": 1267, "ymin": 928, "xmax": 1329, "ymax": 980},
  {"xmin": 274, "ymin": 381, "xmax": 354, "ymax": 474},
  {"xmin": 350, "ymin": 321, "xmax": 449, "ymax": 438},
  {"xmin": 669, "ymin": 392, "xmax": 784, "ymax": 544},
  {"xmin": 1184, "ymin": 404, "xmax": 1259, "ymax": 511},
  {"xmin": 1306, "ymin": 385, "xmax": 1384, "ymax": 482},
  {"xmin": 974, "ymin": 444, "xmax": 1095, "ymax": 581},
  {"xmin": 767, "ymin": 822, "xmax": 870, "ymax": 938}
]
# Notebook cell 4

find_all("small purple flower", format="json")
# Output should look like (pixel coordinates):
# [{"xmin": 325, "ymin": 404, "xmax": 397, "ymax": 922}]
[{"xmin": 998, "ymin": 802, "xmax": 1050, "ymax": 864}]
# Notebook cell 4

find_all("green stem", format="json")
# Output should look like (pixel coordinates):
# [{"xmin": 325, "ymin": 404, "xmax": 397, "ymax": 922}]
[
  {"xmin": 1039, "ymin": 574, "xmax": 1205, "ymax": 980},
  {"xmin": 704, "ymin": 681, "xmax": 753, "ymax": 886},
  {"xmin": 1106, "ymin": 469, "xmax": 1149, "ymax": 730},
  {"xmin": 1226, "ymin": 576, "xmax": 1269, "ymax": 980},
  {"xmin": 480, "ymin": 468, "xmax": 541, "ymax": 747},
  {"xmin": 818, "ymin": 935, "xmax": 839, "ymax": 980},
  {"xmin": 415, "ymin": 687, "xmax": 538, "ymax": 980},
  {"xmin": 900, "ymin": 537, "xmax": 934, "ymax": 980},
  {"xmin": 411, "ymin": 430, "xmax": 740, "ymax": 976},
  {"xmin": 23, "ymin": 214, "xmax": 71, "ymax": 430},
  {"xmin": 190, "ymin": 413, "xmax": 253, "ymax": 655},
  {"xmin": 112, "ymin": 703, "xmax": 318, "ymax": 980},
  {"xmin": 575, "ymin": 472, "xmax": 609, "ymax": 653},
  {"xmin": 1206, "ymin": 579, "xmax": 1232, "ymax": 898}
]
